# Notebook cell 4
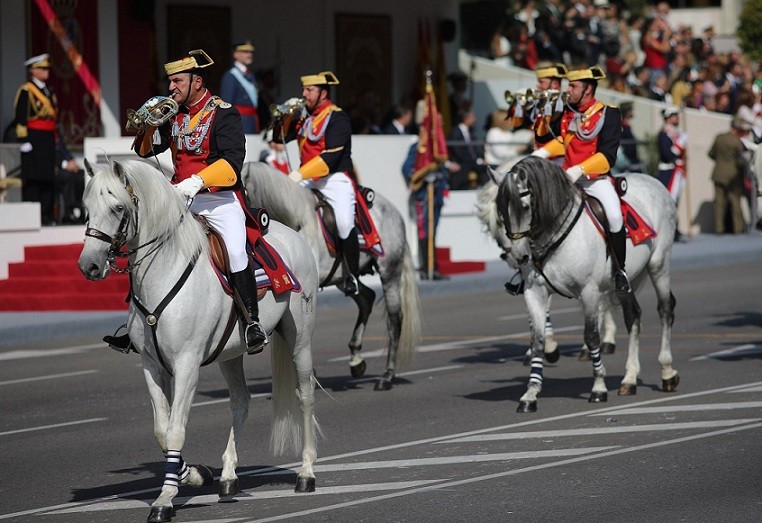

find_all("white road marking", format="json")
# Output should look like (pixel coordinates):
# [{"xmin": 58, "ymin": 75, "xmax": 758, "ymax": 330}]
[
  {"xmin": 0, "ymin": 369, "xmax": 98, "ymax": 386},
  {"xmin": 4, "ymin": 380, "xmax": 762, "ymax": 521},
  {"xmin": 192, "ymin": 391, "xmax": 271, "ymax": 407},
  {"xmin": 497, "ymin": 306, "xmax": 579, "ymax": 322},
  {"xmin": 348, "ymin": 365, "xmax": 463, "ymax": 384},
  {"xmin": 590, "ymin": 401, "xmax": 762, "ymax": 416},
  {"xmin": 43, "ymin": 480, "xmax": 448, "ymax": 515},
  {"xmin": 248, "ymin": 422, "xmax": 762, "ymax": 522},
  {"xmin": 328, "ymin": 325, "xmax": 582, "ymax": 362},
  {"xmin": 440, "ymin": 419, "xmax": 761, "ymax": 443},
  {"xmin": 0, "ymin": 345, "xmax": 99, "ymax": 361},
  {"xmin": 253, "ymin": 447, "xmax": 615, "ymax": 476},
  {"xmin": 691, "ymin": 343, "xmax": 762, "ymax": 361},
  {"xmin": 727, "ymin": 385, "xmax": 762, "ymax": 393},
  {"xmin": 0, "ymin": 418, "xmax": 107, "ymax": 437}
]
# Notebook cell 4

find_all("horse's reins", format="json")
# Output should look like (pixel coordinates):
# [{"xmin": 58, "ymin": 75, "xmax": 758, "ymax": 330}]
[{"xmin": 506, "ymin": 183, "xmax": 584, "ymax": 299}]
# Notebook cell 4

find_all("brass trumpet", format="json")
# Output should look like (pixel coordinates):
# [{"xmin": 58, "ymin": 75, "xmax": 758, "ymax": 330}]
[
  {"xmin": 125, "ymin": 96, "xmax": 179, "ymax": 132},
  {"xmin": 269, "ymin": 98, "xmax": 306, "ymax": 124},
  {"xmin": 504, "ymin": 88, "xmax": 568, "ymax": 115}
]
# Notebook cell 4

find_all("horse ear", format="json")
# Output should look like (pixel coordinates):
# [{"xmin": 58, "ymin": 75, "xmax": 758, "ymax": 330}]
[
  {"xmin": 487, "ymin": 166, "xmax": 506, "ymax": 185},
  {"xmin": 84, "ymin": 159, "xmax": 96, "ymax": 178},
  {"xmin": 113, "ymin": 161, "xmax": 127, "ymax": 183}
]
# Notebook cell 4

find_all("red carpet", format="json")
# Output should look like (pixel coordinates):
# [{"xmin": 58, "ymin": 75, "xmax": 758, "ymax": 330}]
[
  {"xmin": 0, "ymin": 244, "xmax": 129, "ymax": 311},
  {"xmin": 435, "ymin": 246, "xmax": 485, "ymax": 275}
]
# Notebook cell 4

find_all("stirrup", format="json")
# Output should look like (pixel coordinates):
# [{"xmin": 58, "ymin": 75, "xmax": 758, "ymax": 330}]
[
  {"xmin": 245, "ymin": 322, "xmax": 269, "ymax": 355},
  {"xmin": 615, "ymin": 270, "xmax": 631, "ymax": 294},
  {"xmin": 505, "ymin": 272, "xmax": 525, "ymax": 295},
  {"xmin": 103, "ymin": 325, "xmax": 135, "ymax": 354},
  {"xmin": 343, "ymin": 274, "xmax": 360, "ymax": 296}
]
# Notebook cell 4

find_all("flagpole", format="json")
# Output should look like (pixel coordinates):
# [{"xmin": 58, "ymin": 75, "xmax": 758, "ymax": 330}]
[{"xmin": 427, "ymin": 180, "xmax": 435, "ymax": 279}]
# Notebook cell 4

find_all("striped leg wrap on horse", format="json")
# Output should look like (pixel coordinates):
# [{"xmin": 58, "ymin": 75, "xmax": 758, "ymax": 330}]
[
  {"xmin": 544, "ymin": 312, "xmax": 553, "ymax": 334},
  {"xmin": 589, "ymin": 347, "xmax": 603, "ymax": 374},
  {"xmin": 529, "ymin": 357, "xmax": 543, "ymax": 386},
  {"xmin": 164, "ymin": 450, "xmax": 190, "ymax": 487}
]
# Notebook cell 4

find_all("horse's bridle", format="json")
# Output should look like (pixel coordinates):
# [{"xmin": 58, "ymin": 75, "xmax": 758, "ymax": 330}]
[
  {"xmin": 84, "ymin": 177, "xmax": 171, "ymax": 274},
  {"xmin": 504, "ymin": 172, "xmax": 536, "ymax": 241}
]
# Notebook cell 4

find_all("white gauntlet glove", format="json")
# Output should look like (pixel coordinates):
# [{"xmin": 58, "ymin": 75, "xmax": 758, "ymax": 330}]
[
  {"xmin": 175, "ymin": 174, "xmax": 205, "ymax": 199},
  {"xmin": 564, "ymin": 165, "xmax": 585, "ymax": 183},
  {"xmin": 19, "ymin": 142, "xmax": 33, "ymax": 153},
  {"xmin": 288, "ymin": 170, "xmax": 304, "ymax": 183},
  {"xmin": 531, "ymin": 147, "xmax": 550, "ymax": 159}
]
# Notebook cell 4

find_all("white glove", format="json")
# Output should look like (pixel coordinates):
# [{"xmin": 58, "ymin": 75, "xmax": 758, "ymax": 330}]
[
  {"xmin": 531, "ymin": 147, "xmax": 550, "ymax": 159},
  {"xmin": 677, "ymin": 133, "xmax": 688, "ymax": 148},
  {"xmin": 565, "ymin": 164, "xmax": 585, "ymax": 183},
  {"xmin": 175, "ymin": 174, "xmax": 205, "ymax": 199},
  {"xmin": 19, "ymin": 142, "xmax": 33, "ymax": 153},
  {"xmin": 424, "ymin": 172, "xmax": 437, "ymax": 184},
  {"xmin": 288, "ymin": 170, "xmax": 304, "ymax": 183}
]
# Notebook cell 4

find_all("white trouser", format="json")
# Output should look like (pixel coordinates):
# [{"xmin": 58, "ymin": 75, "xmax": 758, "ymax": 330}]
[
  {"xmin": 302, "ymin": 171, "xmax": 356, "ymax": 239},
  {"xmin": 189, "ymin": 191, "xmax": 248, "ymax": 272},
  {"xmin": 577, "ymin": 176, "xmax": 623, "ymax": 232}
]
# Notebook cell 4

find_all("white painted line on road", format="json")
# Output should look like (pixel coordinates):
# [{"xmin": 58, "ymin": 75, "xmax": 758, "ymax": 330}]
[
  {"xmin": 248, "ymin": 422, "xmax": 762, "ymax": 523},
  {"xmin": 193, "ymin": 391, "xmax": 271, "ymax": 407},
  {"xmin": 727, "ymin": 385, "xmax": 762, "ymax": 393},
  {"xmin": 328, "ymin": 325, "xmax": 582, "ymax": 362},
  {"xmin": 0, "ymin": 369, "xmax": 98, "ymax": 386},
  {"xmin": 0, "ymin": 418, "xmax": 107, "ymax": 437},
  {"xmin": 254, "ymin": 447, "xmax": 615, "ymax": 475},
  {"xmin": 348, "ymin": 365, "xmax": 464, "ymax": 384},
  {"xmin": 440, "ymin": 419, "xmax": 761, "ymax": 443},
  {"xmin": 497, "ymin": 306, "xmax": 579, "ymax": 322},
  {"xmin": 590, "ymin": 401, "xmax": 762, "ymax": 416},
  {"xmin": 691, "ymin": 343, "xmax": 762, "ymax": 361},
  {"xmin": 43, "ymin": 480, "xmax": 448, "ymax": 515},
  {"xmin": 0, "ymin": 345, "xmax": 99, "ymax": 361}
]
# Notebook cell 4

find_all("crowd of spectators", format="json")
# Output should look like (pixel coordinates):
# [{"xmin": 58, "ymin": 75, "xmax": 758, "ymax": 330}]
[{"xmin": 489, "ymin": 0, "xmax": 762, "ymax": 140}]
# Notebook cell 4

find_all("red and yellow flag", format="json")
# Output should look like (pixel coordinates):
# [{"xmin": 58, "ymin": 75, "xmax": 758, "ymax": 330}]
[{"xmin": 411, "ymin": 78, "xmax": 448, "ymax": 191}]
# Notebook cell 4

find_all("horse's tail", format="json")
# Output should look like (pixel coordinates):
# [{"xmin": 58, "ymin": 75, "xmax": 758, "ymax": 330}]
[
  {"xmin": 270, "ymin": 331, "xmax": 310, "ymax": 456},
  {"xmin": 396, "ymin": 241, "xmax": 421, "ymax": 368}
]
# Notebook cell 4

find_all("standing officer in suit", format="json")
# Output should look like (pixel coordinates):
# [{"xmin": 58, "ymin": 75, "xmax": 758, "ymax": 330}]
[
  {"xmin": 13, "ymin": 53, "xmax": 59, "ymax": 225},
  {"xmin": 447, "ymin": 102, "xmax": 486, "ymax": 189},
  {"xmin": 219, "ymin": 40, "xmax": 259, "ymax": 133},
  {"xmin": 382, "ymin": 104, "xmax": 412, "ymax": 135}
]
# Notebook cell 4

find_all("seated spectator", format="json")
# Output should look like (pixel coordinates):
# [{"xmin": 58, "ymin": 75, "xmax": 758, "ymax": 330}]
[
  {"xmin": 382, "ymin": 104, "xmax": 412, "ymax": 135},
  {"xmin": 483, "ymin": 110, "xmax": 532, "ymax": 169}
]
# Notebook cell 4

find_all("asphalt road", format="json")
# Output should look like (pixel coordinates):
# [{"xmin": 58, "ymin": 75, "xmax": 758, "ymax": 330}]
[{"xmin": 1, "ymin": 257, "xmax": 761, "ymax": 522}]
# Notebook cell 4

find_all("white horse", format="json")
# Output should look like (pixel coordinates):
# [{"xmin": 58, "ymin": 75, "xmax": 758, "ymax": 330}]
[
  {"xmin": 78, "ymin": 160, "xmax": 320, "ymax": 523},
  {"xmin": 478, "ymin": 156, "xmax": 679, "ymax": 412},
  {"xmin": 242, "ymin": 162, "xmax": 421, "ymax": 391}
]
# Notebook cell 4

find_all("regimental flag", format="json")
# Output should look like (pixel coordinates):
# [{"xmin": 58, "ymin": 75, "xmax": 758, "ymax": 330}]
[{"xmin": 411, "ymin": 78, "xmax": 448, "ymax": 191}]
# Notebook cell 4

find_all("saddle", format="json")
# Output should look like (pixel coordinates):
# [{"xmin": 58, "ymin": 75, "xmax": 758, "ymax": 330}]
[
  {"xmin": 313, "ymin": 185, "xmax": 383, "ymax": 257},
  {"xmin": 201, "ymin": 197, "xmax": 300, "ymax": 300},
  {"xmin": 583, "ymin": 176, "xmax": 656, "ymax": 246}
]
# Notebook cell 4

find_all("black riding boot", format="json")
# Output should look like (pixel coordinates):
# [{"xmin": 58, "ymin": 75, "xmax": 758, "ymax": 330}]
[
  {"xmin": 610, "ymin": 228, "xmax": 631, "ymax": 293},
  {"xmin": 341, "ymin": 228, "xmax": 361, "ymax": 296},
  {"xmin": 230, "ymin": 265, "xmax": 269, "ymax": 354}
]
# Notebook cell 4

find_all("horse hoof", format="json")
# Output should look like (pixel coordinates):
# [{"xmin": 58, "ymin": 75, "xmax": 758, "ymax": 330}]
[
  {"xmin": 295, "ymin": 476, "xmax": 316, "ymax": 493},
  {"xmin": 195, "ymin": 464, "xmax": 214, "ymax": 486},
  {"xmin": 219, "ymin": 478, "xmax": 239, "ymax": 498},
  {"xmin": 516, "ymin": 400, "xmax": 537, "ymax": 413},
  {"xmin": 601, "ymin": 342, "xmax": 616, "ymax": 354},
  {"xmin": 147, "ymin": 505, "xmax": 174, "ymax": 523},
  {"xmin": 374, "ymin": 377, "xmax": 393, "ymax": 391},
  {"xmin": 588, "ymin": 391, "xmax": 608, "ymax": 403},
  {"xmin": 662, "ymin": 374, "xmax": 680, "ymax": 392},
  {"xmin": 350, "ymin": 360, "xmax": 366, "ymax": 378},
  {"xmin": 618, "ymin": 383, "xmax": 637, "ymax": 396},
  {"xmin": 544, "ymin": 348, "xmax": 560, "ymax": 364},
  {"xmin": 577, "ymin": 349, "xmax": 591, "ymax": 362}
]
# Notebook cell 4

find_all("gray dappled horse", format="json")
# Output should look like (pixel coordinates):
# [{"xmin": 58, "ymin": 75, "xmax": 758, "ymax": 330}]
[
  {"xmin": 478, "ymin": 156, "xmax": 679, "ymax": 412},
  {"xmin": 78, "ymin": 160, "xmax": 320, "ymax": 522},
  {"xmin": 243, "ymin": 162, "xmax": 421, "ymax": 391}
]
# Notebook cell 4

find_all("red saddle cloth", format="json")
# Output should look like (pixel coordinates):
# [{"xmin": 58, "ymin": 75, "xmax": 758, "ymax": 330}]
[
  {"xmin": 213, "ymin": 191, "xmax": 299, "ymax": 296},
  {"xmin": 584, "ymin": 199, "xmax": 657, "ymax": 246},
  {"xmin": 316, "ymin": 186, "xmax": 384, "ymax": 256}
]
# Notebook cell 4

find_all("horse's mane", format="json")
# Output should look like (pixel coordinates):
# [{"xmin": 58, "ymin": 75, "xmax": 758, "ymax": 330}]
[
  {"xmin": 475, "ymin": 177, "xmax": 506, "ymax": 246},
  {"xmin": 243, "ymin": 162, "xmax": 315, "ymax": 230},
  {"xmin": 497, "ymin": 156, "xmax": 577, "ymax": 235},
  {"xmin": 89, "ymin": 160, "xmax": 207, "ymax": 261}
]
